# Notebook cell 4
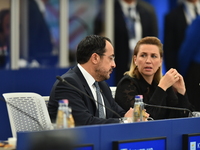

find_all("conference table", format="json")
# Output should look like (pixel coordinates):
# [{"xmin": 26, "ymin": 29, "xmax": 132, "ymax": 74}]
[{"xmin": 16, "ymin": 117, "xmax": 200, "ymax": 150}]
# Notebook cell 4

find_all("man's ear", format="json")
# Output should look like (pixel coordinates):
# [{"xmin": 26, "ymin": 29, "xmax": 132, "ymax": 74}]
[{"xmin": 91, "ymin": 53, "xmax": 99, "ymax": 64}]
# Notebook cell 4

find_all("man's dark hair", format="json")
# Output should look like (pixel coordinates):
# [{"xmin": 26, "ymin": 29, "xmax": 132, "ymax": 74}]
[{"xmin": 76, "ymin": 35, "xmax": 111, "ymax": 64}]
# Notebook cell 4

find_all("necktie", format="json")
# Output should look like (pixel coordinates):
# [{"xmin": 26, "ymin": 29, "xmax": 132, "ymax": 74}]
[
  {"xmin": 94, "ymin": 82, "xmax": 105, "ymax": 118},
  {"xmin": 126, "ymin": 7, "xmax": 135, "ymax": 39},
  {"xmin": 194, "ymin": 4, "xmax": 198, "ymax": 17}
]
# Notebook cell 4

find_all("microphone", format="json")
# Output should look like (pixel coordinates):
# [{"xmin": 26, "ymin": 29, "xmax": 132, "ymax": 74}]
[
  {"xmin": 143, "ymin": 103, "xmax": 193, "ymax": 117},
  {"xmin": 56, "ymin": 76, "xmax": 122, "ymax": 118},
  {"xmin": 0, "ymin": 97, "xmax": 45, "ymax": 130}
]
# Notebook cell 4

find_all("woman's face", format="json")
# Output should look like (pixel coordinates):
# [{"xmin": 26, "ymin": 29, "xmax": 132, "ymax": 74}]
[{"xmin": 134, "ymin": 44, "xmax": 162, "ymax": 79}]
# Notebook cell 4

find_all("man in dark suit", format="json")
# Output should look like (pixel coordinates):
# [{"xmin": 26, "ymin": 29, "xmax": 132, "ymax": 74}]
[
  {"xmin": 164, "ymin": 2, "xmax": 187, "ymax": 71},
  {"xmin": 178, "ymin": 16, "xmax": 200, "ymax": 111},
  {"xmin": 94, "ymin": 0, "xmax": 158, "ymax": 84},
  {"xmin": 48, "ymin": 35, "xmax": 134, "ymax": 126},
  {"xmin": 164, "ymin": 0, "xmax": 200, "ymax": 71}
]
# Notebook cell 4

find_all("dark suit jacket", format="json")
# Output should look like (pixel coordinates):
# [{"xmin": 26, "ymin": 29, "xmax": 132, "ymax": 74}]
[
  {"xmin": 164, "ymin": 3, "xmax": 187, "ymax": 71},
  {"xmin": 94, "ymin": 0, "xmax": 158, "ymax": 84},
  {"xmin": 115, "ymin": 75, "xmax": 194, "ymax": 120},
  {"xmin": 48, "ymin": 66, "xmax": 126, "ymax": 126}
]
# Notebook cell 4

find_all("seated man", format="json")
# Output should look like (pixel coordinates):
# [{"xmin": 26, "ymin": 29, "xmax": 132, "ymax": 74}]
[{"xmin": 48, "ymin": 35, "xmax": 136, "ymax": 126}]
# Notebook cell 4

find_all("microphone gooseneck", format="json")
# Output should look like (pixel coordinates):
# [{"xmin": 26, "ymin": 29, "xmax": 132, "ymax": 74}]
[
  {"xmin": 144, "ymin": 103, "xmax": 193, "ymax": 117},
  {"xmin": 56, "ymin": 76, "xmax": 122, "ymax": 118}
]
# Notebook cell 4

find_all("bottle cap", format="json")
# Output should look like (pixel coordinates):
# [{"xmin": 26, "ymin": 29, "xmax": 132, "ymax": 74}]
[
  {"xmin": 59, "ymin": 99, "xmax": 69, "ymax": 104},
  {"xmin": 62, "ymin": 99, "xmax": 69, "ymax": 104},
  {"xmin": 135, "ymin": 95, "xmax": 143, "ymax": 99}
]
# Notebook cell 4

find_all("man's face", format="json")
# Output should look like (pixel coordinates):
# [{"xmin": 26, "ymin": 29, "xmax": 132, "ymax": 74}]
[
  {"xmin": 95, "ymin": 41, "xmax": 116, "ymax": 81},
  {"xmin": 123, "ymin": 0, "xmax": 136, "ymax": 4},
  {"xmin": 187, "ymin": 0, "xmax": 198, "ymax": 3}
]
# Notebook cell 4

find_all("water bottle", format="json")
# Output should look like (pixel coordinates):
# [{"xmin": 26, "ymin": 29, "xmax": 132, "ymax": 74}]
[
  {"xmin": 55, "ymin": 99, "xmax": 75, "ymax": 129},
  {"xmin": 133, "ymin": 95, "xmax": 144, "ymax": 122},
  {"xmin": 67, "ymin": 107, "xmax": 75, "ymax": 128},
  {"xmin": 55, "ymin": 99, "xmax": 68, "ymax": 129}
]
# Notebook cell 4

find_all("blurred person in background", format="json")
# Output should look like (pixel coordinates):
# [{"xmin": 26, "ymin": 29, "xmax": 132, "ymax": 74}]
[
  {"xmin": 164, "ymin": 0, "xmax": 200, "ymax": 71},
  {"xmin": 0, "ymin": 9, "xmax": 10, "ymax": 69},
  {"xmin": 41, "ymin": 0, "xmax": 98, "ymax": 66},
  {"xmin": 28, "ymin": 0, "xmax": 56, "ymax": 68},
  {"xmin": 178, "ymin": 16, "xmax": 200, "ymax": 111},
  {"xmin": 0, "ymin": 0, "xmax": 55, "ymax": 69},
  {"xmin": 94, "ymin": 0, "xmax": 158, "ymax": 85}
]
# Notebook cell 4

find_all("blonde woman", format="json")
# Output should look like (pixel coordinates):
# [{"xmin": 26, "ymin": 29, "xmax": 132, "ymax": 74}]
[{"xmin": 115, "ymin": 37, "xmax": 194, "ymax": 120}]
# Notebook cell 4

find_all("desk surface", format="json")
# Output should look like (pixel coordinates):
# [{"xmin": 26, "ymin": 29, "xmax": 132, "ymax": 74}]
[{"xmin": 16, "ymin": 117, "xmax": 200, "ymax": 150}]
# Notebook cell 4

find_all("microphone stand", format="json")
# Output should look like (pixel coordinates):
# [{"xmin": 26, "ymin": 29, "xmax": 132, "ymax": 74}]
[{"xmin": 144, "ymin": 103, "xmax": 193, "ymax": 117}]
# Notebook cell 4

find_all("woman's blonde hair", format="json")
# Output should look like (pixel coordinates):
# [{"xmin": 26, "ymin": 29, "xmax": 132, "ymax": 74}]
[{"xmin": 125, "ymin": 36, "xmax": 163, "ymax": 83}]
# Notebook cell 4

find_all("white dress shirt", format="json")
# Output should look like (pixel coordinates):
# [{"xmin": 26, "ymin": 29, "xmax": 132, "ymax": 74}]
[
  {"xmin": 119, "ymin": 0, "xmax": 142, "ymax": 61},
  {"xmin": 184, "ymin": 0, "xmax": 200, "ymax": 24},
  {"xmin": 77, "ymin": 64, "xmax": 106, "ymax": 115}
]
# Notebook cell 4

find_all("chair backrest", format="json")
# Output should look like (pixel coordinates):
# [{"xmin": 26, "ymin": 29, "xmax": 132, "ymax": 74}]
[
  {"xmin": 110, "ymin": 86, "xmax": 116, "ymax": 98},
  {"xmin": 3, "ymin": 92, "xmax": 53, "ymax": 137},
  {"xmin": 42, "ymin": 96, "xmax": 50, "ymax": 107}
]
